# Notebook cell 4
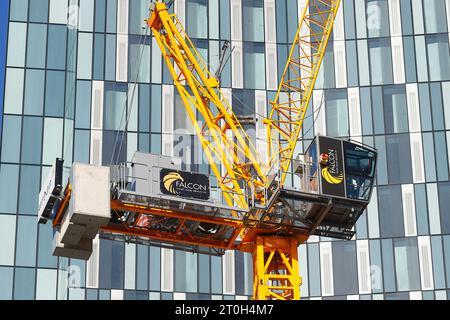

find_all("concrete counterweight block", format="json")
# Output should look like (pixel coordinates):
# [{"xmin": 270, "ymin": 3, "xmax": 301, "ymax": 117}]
[
  {"xmin": 69, "ymin": 163, "xmax": 111, "ymax": 227},
  {"xmin": 53, "ymin": 163, "xmax": 111, "ymax": 260}
]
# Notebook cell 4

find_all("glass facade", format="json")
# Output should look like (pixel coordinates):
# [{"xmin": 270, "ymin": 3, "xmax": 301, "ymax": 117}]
[{"xmin": 0, "ymin": 0, "xmax": 450, "ymax": 300}]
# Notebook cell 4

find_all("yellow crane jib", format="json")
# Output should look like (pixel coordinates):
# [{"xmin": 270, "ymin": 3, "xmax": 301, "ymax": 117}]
[
  {"xmin": 266, "ymin": 0, "xmax": 342, "ymax": 187},
  {"xmin": 147, "ymin": 1, "xmax": 268, "ymax": 211}
]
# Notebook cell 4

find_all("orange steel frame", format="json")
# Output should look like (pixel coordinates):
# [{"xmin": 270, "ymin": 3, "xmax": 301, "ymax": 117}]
[{"xmin": 51, "ymin": 0, "xmax": 341, "ymax": 301}]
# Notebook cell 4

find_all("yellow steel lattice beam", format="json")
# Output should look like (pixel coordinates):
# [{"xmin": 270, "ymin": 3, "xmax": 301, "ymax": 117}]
[
  {"xmin": 265, "ymin": 0, "xmax": 341, "ymax": 186},
  {"xmin": 147, "ymin": 2, "xmax": 267, "ymax": 210},
  {"xmin": 253, "ymin": 237, "xmax": 302, "ymax": 300}
]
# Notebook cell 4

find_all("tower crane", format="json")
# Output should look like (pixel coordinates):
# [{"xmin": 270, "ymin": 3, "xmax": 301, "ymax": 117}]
[{"xmin": 38, "ymin": 0, "xmax": 377, "ymax": 300}]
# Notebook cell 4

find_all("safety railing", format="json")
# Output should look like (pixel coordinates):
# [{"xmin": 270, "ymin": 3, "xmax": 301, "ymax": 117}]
[
  {"xmin": 111, "ymin": 161, "xmax": 250, "ymax": 210},
  {"xmin": 264, "ymin": 157, "xmax": 320, "ymax": 195}
]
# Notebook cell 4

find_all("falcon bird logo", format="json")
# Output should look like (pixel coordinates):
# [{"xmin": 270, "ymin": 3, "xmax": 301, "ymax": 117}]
[
  {"xmin": 321, "ymin": 167, "xmax": 344, "ymax": 185},
  {"xmin": 163, "ymin": 172, "xmax": 184, "ymax": 195}
]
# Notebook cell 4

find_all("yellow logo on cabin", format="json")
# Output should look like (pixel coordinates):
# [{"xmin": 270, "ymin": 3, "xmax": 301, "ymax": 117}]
[
  {"xmin": 163, "ymin": 172, "xmax": 184, "ymax": 195},
  {"xmin": 321, "ymin": 167, "xmax": 344, "ymax": 185}
]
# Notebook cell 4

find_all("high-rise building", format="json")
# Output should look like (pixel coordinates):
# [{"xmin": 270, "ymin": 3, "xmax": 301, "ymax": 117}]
[{"xmin": 1, "ymin": 0, "xmax": 450, "ymax": 300}]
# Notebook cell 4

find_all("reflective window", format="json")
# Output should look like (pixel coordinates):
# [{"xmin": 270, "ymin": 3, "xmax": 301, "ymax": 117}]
[
  {"xmin": 0, "ymin": 165, "xmax": 19, "ymax": 214},
  {"xmin": 400, "ymin": 0, "xmax": 413, "ymax": 36},
  {"xmin": 0, "ymin": 267, "xmax": 14, "ymax": 300},
  {"xmin": 243, "ymin": 42, "xmax": 265, "ymax": 89},
  {"xmin": 124, "ymin": 291, "xmax": 148, "ymax": 300},
  {"xmin": 344, "ymin": 142, "xmax": 377, "ymax": 201},
  {"xmin": 136, "ymin": 245, "xmax": 148, "ymax": 291},
  {"xmin": 198, "ymin": 254, "xmax": 210, "ymax": 294},
  {"xmin": 104, "ymin": 82, "xmax": 127, "ymax": 130},
  {"xmin": 316, "ymin": 43, "xmax": 335, "ymax": 89},
  {"xmin": 403, "ymin": 36, "xmax": 417, "ymax": 83},
  {"xmin": 386, "ymin": 134, "xmax": 413, "ymax": 184},
  {"xmin": 75, "ymin": 81, "xmax": 91, "ymax": 129},
  {"xmin": 242, "ymin": 0, "xmax": 264, "ymax": 42},
  {"xmin": 187, "ymin": 0, "xmax": 208, "ymax": 39},
  {"xmin": 93, "ymin": 34, "xmax": 105, "ymax": 80},
  {"xmin": 374, "ymin": 135, "xmax": 388, "ymax": 185},
  {"xmin": 275, "ymin": 0, "xmax": 287, "ymax": 44},
  {"xmin": 24, "ymin": 70, "xmax": 45, "ymax": 116},
  {"xmin": 77, "ymin": 32, "xmax": 93, "ymax": 79},
  {"xmin": 211, "ymin": 255, "xmax": 222, "ymax": 294},
  {"xmin": 14, "ymin": 268, "xmax": 35, "ymax": 300},
  {"xmin": 307, "ymin": 243, "xmax": 321, "ymax": 297},
  {"xmin": 4, "ymin": 68, "xmax": 24, "ymax": 114},
  {"xmin": 94, "ymin": 0, "xmax": 106, "ymax": 33},
  {"xmin": 369, "ymin": 38, "xmax": 393, "ymax": 85},
  {"xmin": 332, "ymin": 242, "xmax": 358, "ymax": 295},
  {"xmin": 38, "ymin": 223, "xmax": 58, "ymax": 268},
  {"xmin": 0, "ymin": 215, "xmax": 16, "ymax": 266},
  {"xmin": 435, "ymin": 132, "xmax": 449, "ymax": 181},
  {"xmin": 381, "ymin": 239, "xmax": 396, "ymax": 292},
  {"xmin": 439, "ymin": 182, "xmax": 450, "ymax": 234},
  {"xmin": 1, "ymin": 115, "xmax": 22, "ymax": 163},
  {"xmin": 15, "ymin": 216, "xmax": 38, "ymax": 267},
  {"xmin": 393, "ymin": 238, "xmax": 421, "ymax": 292},
  {"xmin": 102, "ymin": 131, "xmax": 126, "ymax": 166},
  {"xmin": 175, "ymin": 252, "xmax": 198, "ymax": 293},
  {"xmin": 74, "ymin": 130, "xmax": 90, "ymax": 164},
  {"xmin": 418, "ymin": 83, "xmax": 433, "ymax": 131},
  {"xmin": 426, "ymin": 34, "xmax": 450, "ymax": 81},
  {"xmin": 383, "ymin": 85, "xmax": 409, "ymax": 134},
  {"xmin": 346, "ymin": 40, "xmax": 359, "ymax": 86},
  {"xmin": 235, "ymin": 252, "xmax": 245, "ymax": 295},
  {"xmin": 378, "ymin": 186, "xmax": 405, "ymax": 238},
  {"xmin": 105, "ymin": 34, "xmax": 116, "ymax": 81},
  {"xmin": 79, "ymin": 0, "xmax": 94, "ymax": 32},
  {"xmin": 21, "ymin": 117, "xmax": 43, "ymax": 164},
  {"xmin": 415, "ymin": 35, "xmax": 428, "ymax": 82},
  {"xmin": 7, "ymin": 22, "xmax": 27, "ymax": 67},
  {"xmin": 325, "ymin": 90, "xmax": 349, "ymax": 137},
  {"xmin": 129, "ymin": 0, "xmax": 146, "ymax": 35},
  {"xmin": 149, "ymin": 246, "xmax": 161, "ymax": 291},
  {"xmin": 45, "ymin": 71, "xmax": 65, "ymax": 117},
  {"xmin": 42, "ymin": 118, "xmax": 63, "ymax": 165},
  {"xmin": 360, "ymin": 87, "xmax": 373, "ymax": 135},
  {"xmin": 138, "ymin": 84, "xmax": 150, "ymax": 132},
  {"xmin": 415, "ymin": 184, "xmax": 430, "ymax": 235},
  {"xmin": 99, "ymin": 240, "xmax": 125, "ymax": 289},
  {"xmin": 422, "ymin": 132, "xmax": 436, "ymax": 182},
  {"xmin": 36, "ymin": 269, "xmax": 58, "ymax": 300},
  {"xmin": 423, "ymin": 0, "xmax": 448, "ymax": 33},
  {"xmin": 18, "ymin": 165, "xmax": 41, "ymax": 215},
  {"xmin": 10, "ymin": 0, "xmax": 28, "ymax": 21},
  {"xmin": 128, "ymin": 36, "xmax": 151, "ymax": 83},
  {"xmin": 49, "ymin": 0, "xmax": 68, "ymax": 24},
  {"xmin": 26, "ymin": 23, "xmax": 47, "ymax": 69},
  {"xmin": 344, "ymin": 0, "xmax": 356, "ymax": 39},
  {"xmin": 29, "ymin": 0, "xmax": 48, "ymax": 22},
  {"xmin": 366, "ymin": 0, "xmax": 390, "ymax": 38},
  {"xmin": 431, "ymin": 236, "xmax": 446, "ymax": 289}
]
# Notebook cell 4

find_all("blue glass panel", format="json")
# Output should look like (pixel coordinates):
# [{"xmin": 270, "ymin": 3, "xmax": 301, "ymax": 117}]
[
  {"xmin": 0, "ymin": 267, "xmax": 13, "ymax": 300},
  {"xmin": 14, "ymin": 268, "xmax": 35, "ymax": 300},
  {"xmin": 0, "ymin": 0, "xmax": 9, "ymax": 136},
  {"xmin": 99, "ymin": 240, "xmax": 125, "ymax": 289},
  {"xmin": 29, "ymin": 0, "xmax": 49, "ymax": 23}
]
